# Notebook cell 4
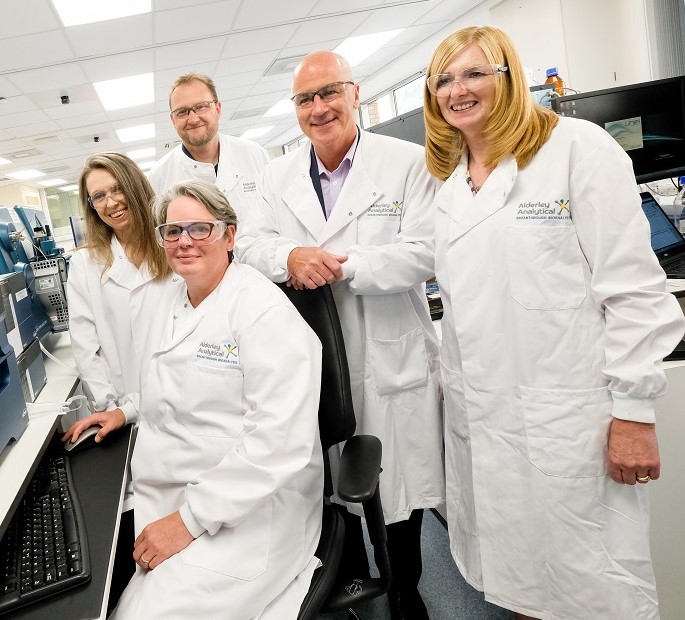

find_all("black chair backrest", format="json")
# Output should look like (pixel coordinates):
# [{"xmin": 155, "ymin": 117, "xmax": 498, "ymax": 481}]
[{"xmin": 277, "ymin": 283, "xmax": 356, "ymax": 450}]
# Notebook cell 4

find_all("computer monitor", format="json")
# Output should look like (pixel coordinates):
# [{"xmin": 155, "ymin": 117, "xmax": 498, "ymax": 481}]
[{"xmin": 552, "ymin": 76, "xmax": 685, "ymax": 183}]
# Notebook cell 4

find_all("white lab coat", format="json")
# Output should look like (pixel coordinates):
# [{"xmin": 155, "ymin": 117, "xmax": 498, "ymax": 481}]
[
  {"xmin": 111, "ymin": 262, "xmax": 324, "ymax": 620},
  {"xmin": 237, "ymin": 129, "xmax": 445, "ymax": 524},
  {"xmin": 67, "ymin": 237, "xmax": 167, "ymax": 421},
  {"xmin": 147, "ymin": 133, "xmax": 269, "ymax": 223},
  {"xmin": 436, "ymin": 116, "xmax": 685, "ymax": 619}
]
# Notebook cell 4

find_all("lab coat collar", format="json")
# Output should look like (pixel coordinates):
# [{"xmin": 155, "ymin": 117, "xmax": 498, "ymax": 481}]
[
  {"xmin": 102, "ymin": 236, "xmax": 150, "ymax": 289},
  {"xmin": 155, "ymin": 264, "xmax": 233, "ymax": 355},
  {"xmin": 318, "ymin": 130, "xmax": 384, "ymax": 245},
  {"xmin": 178, "ymin": 134, "xmax": 241, "ymax": 195},
  {"xmin": 282, "ymin": 146, "xmax": 327, "ymax": 239},
  {"xmin": 436, "ymin": 154, "xmax": 517, "ymax": 240}
]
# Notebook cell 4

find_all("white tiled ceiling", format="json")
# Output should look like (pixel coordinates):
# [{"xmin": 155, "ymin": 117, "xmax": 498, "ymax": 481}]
[{"xmin": 0, "ymin": 0, "xmax": 483, "ymax": 188}]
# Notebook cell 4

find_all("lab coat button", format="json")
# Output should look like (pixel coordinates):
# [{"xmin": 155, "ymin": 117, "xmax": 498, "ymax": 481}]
[{"xmin": 348, "ymin": 211, "xmax": 353, "ymax": 216}]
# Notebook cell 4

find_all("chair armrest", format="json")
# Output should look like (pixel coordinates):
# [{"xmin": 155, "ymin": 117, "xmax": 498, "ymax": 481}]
[{"xmin": 337, "ymin": 435, "xmax": 382, "ymax": 503}]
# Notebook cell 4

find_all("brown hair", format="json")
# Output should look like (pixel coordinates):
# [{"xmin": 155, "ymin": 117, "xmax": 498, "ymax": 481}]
[
  {"xmin": 423, "ymin": 26, "xmax": 559, "ymax": 180},
  {"xmin": 169, "ymin": 73, "xmax": 219, "ymax": 108},
  {"xmin": 78, "ymin": 152, "xmax": 171, "ymax": 279}
]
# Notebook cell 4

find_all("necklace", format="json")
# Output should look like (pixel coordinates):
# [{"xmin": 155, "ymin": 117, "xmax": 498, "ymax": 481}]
[{"xmin": 466, "ymin": 169, "xmax": 481, "ymax": 195}]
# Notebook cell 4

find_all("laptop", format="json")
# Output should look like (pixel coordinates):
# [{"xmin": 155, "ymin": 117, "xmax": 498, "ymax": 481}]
[{"xmin": 639, "ymin": 192, "xmax": 685, "ymax": 278}]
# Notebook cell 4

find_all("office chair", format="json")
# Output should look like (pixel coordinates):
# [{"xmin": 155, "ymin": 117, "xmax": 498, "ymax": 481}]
[{"xmin": 276, "ymin": 283, "xmax": 392, "ymax": 620}]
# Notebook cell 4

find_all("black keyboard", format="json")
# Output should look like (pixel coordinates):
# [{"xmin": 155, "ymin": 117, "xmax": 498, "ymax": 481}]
[{"xmin": 0, "ymin": 451, "xmax": 90, "ymax": 615}]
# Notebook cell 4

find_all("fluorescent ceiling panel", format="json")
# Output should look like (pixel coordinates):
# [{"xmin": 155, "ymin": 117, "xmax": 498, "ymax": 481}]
[
  {"xmin": 59, "ymin": 184, "xmax": 79, "ymax": 191},
  {"xmin": 51, "ymin": 0, "xmax": 151, "ymax": 27},
  {"xmin": 127, "ymin": 147, "xmax": 155, "ymax": 160},
  {"xmin": 240, "ymin": 126, "xmax": 274, "ymax": 140},
  {"xmin": 136, "ymin": 159, "xmax": 156, "ymax": 170},
  {"xmin": 334, "ymin": 29, "xmax": 404, "ymax": 66},
  {"xmin": 264, "ymin": 99, "xmax": 295, "ymax": 118},
  {"xmin": 39, "ymin": 178, "xmax": 68, "ymax": 187},
  {"xmin": 6, "ymin": 169, "xmax": 46, "ymax": 180},
  {"xmin": 94, "ymin": 73, "xmax": 154, "ymax": 110},
  {"xmin": 116, "ymin": 123, "xmax": 155, "ymax": 142}
]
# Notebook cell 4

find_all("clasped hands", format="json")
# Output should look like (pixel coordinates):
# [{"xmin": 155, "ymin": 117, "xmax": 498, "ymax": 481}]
[{"xmin": 286, "ymin": 247, "xmax": 347, "ymax": 290}]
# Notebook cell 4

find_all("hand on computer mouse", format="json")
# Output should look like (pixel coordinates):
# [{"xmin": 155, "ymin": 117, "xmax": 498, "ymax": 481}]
[
  {"xmin": 61, "ymin": 408, "xmax": 126, "ymax": 447},
  {"xmin": 63, "ymin": 424, "xmax": 103, "ymax": 453}
]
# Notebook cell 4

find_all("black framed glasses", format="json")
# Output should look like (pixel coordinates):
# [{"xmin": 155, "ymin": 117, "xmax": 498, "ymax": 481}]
[
  {"xmin": 170, "ymin": 100, "xmax": 218, "ymax": 120},
  {"xmin": 291, "ymin": 81, "xmax": 355, "ymax": 108},
  {"xmin": 155, "ymin": 220, "xmax": 227, "ymax": 247},
  {"xmin": 426, "ymin": 64, "xmax": 508, "ymax": 97},
  {"xmin": 88, "ymin": 184, "xmax": 125, "ymax": 207}
]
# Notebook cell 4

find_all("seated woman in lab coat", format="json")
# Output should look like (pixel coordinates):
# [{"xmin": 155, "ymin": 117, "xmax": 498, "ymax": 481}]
[
  {"xmin": 108, "ymin": 181, "xmax": 324, "ymax": 619},
  {"xmin": 422, "ymin": 26, "xmax": 685, "ymax": 620},
  {"xmin": 63, "ymin": 152, "xmax": 171, "ymax": 443}
]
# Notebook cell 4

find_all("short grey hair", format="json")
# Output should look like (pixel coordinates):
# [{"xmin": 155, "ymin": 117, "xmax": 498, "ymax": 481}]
[{"xmin": 152, "ymin": 181, "xmax": 238, "ymax": 234}]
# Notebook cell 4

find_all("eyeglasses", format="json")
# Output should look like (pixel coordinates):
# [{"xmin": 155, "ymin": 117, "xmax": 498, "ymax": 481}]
[
  {"xmin": 291, "ymin": 81, "xmax": 355, "ymax": 108},
  {"xmin": 170, "ymin": 100, "xmax": 218, "ymax": 120},
  {"xmin": 155, "ymin": 220, "xmax": 227, "ymax": 247},
  {"xmin": 88, "ymin": 184, "xmax": 125, "ymax": 207},
  {"xmin": 426, "ymin": 64, "xmax": 508, "ymax": 97}
]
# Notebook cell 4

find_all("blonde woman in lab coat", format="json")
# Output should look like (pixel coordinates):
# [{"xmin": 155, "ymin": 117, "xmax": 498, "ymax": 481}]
[
  {"xmin": 423, "ymin": 26, "xmax": 685, "ymax": 620},
  {"xmin": 109, "ymin": 181, "xmax": 323, "ymax": 619}
]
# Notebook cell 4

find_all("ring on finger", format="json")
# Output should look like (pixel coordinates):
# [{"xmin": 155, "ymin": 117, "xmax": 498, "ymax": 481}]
[
  {"xmin": 636, "ymin": 475, "xmax": 651, "ymax": 483},
  {"xmin": 141, "ymin": 555, "xmax": 150, "ymax": 564}
]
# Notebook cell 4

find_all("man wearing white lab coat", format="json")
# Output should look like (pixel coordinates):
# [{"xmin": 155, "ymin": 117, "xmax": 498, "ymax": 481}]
[
  {"xmin": 147, "ymin": 73, "xmax": 269, "ymax": 222},
  {"xmin": 236, "ymin": 51, "xmax": 444, "ymax": 620}
]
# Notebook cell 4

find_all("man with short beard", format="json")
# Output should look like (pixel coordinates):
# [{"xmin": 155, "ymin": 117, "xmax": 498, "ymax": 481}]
[{"xmin": 148, "ymin": 73, "xmax": 269, "ymax": 222}]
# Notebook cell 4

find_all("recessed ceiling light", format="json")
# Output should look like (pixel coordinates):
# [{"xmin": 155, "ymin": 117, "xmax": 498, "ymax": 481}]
[
  {"xmin": 39, "ymin": 178, "xmax": 68, "ymax": 187},
  {"xmin": 51, "ymin": 0, "xmax": 151, "ymax": 27},
  {"xmin": 334, "ymin": 29, "xmax": 404, "ymax": 66},
  {"xmin": 59, "ymin": 184, "xmax": 79, "ymax": 191},
  {"xmin": 240, "ymin": 126, "xmax": 274, "ymax": 140},
  {"xmin": 0, "ymin": 156, "xmax": 11, "ymax": 166},
  {"xmin": 116, "ymin": 124, "xmax": 155, "ymax": 143},
  {"xmin": 127, "ymin": 147, "xmax": 155, "ymax": 160},
  {"xmin": 6, "ymin": 169, "xmax": 46, "ymax": 180},
  {"xmin": 94, "ymin": 73, "xmax": 154, "ymax": 111},
  {"xmin": 264, "ymin": 99, "xmax": 295, "ymax": 118}
]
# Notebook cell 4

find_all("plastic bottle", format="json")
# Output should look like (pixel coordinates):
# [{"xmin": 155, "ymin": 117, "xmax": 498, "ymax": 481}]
[
  {"xmin": 674, "ymin": 175, "xmax": 685, "ymax": 234},
  {"xmin": 544, "ymin": 67, "xmax": 565, "ymax": 96}
]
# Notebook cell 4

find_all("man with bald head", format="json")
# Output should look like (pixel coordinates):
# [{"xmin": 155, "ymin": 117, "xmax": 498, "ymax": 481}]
[{"xmin": 237, "ymin": 51, "xmax": 444, "ymax": 619}]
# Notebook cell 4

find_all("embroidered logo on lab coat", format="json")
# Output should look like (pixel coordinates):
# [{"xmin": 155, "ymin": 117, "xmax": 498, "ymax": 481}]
[
  {"xmin": 367, "ymin": 201, "xmax": 402, "ymax": 218},
  {"xmin": 196, "ymin": 340, "xmax": 240, "ymax": 365},
  {"xmin": 515, "ymin": 199, "xmax": 571, "ymax": 221},
  {"xmin": 242, "ymin": 181, "xmax": 257, "ymax": 193}
]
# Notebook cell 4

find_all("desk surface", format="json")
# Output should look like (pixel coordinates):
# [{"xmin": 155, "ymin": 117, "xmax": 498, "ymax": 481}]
[{"xmin": 0, "ymin": 332, "xmax": 133, "ymax": 620}]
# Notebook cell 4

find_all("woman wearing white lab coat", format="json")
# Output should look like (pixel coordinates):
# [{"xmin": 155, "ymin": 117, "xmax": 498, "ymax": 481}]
[
  {"xmin": 237, "ymin": 129, "xmax": 445, "ymax": 527},
  {"xmin": 64, "ymin": 152, "xmax": 171, "ymax": 444},
  {"xmin": 109, "ymin": 181, "xmax": 323, "ymax": 620},
  {"xmin": 424, "ymin": 27, "xmax": 685, "ymax": 619}
]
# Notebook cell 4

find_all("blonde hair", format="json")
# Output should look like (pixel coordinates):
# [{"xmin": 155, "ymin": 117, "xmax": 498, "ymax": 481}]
[
  {"xmin": 169, "ymin": 73, "xmax": 218, "ymax": 108},
  {"xmin": 78, "ymin": 152, "xmax": 171, "ymax": 279},
  {"xmin": 423, "ymin": 26, "xmax": 559, "ymax": 180}
]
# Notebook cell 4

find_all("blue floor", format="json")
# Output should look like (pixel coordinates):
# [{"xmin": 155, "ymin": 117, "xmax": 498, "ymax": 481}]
[{"xmin": 320, "ymin": 510, "xmax": 514, "ymax": 619}]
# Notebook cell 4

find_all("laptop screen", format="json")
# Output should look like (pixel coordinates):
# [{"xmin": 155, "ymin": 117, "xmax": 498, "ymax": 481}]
[{"xmin": 639, "ymin": 193, "xmax": 685, "ymax": 254}]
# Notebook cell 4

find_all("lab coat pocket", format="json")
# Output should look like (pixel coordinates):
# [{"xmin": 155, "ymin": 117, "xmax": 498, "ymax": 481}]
[
  {"xmin": 521, "ymin": 385, "xmax": 611, "ymax": 477},
  {"xmin": 180, "ymin": 361, "xmax": 244, "ymax": 437},
  {"xmin": 441, "ymin": 363, "xmax": 469, "ymax": 441},
  {"xmin": 506, "ymin": 225, "xmax": 586, "ymax": 310},
  {"xmin": 180, "ymin": 499, "xmax": 272, "ymax": 581},
  {"xmin": 367, "ymin": 327, "xmax": 428, "ymax": 396}
]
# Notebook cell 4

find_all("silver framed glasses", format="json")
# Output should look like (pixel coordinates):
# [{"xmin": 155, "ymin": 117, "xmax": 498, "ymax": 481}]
[
  {"xmin": 88, "ymin": 184, "xmax": 125, "ymax": 207},
  {"xmin": 170, "ymin": 100, "xmax": 218, "ymax": 120},
  {"xmin": 155, "ymin": 220, "xmax": 227, "ymax": 247},
  {"xmin": 426, "ymin": 64, "xmax": 508, "ymax": 97},
  {"xmin": 291, "ymin": 81, "xmax": 355, "ymax": 108}
]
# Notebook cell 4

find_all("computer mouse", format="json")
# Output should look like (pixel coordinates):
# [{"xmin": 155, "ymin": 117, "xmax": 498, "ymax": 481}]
[{"xmin": 64, "ymin": 425, "xmax": 103, "ymax": 454}]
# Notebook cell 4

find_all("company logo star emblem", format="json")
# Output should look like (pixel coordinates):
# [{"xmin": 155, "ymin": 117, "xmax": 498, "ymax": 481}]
[{"xmin": 555, "ymin": 198, "xmax": 571, "ymax": 215}]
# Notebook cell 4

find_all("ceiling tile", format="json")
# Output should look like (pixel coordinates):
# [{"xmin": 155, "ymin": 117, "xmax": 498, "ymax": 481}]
[
  {"xmin": 6, "ymin": 63, "xmax": 90, "ymax": 96},
  {"xmin": 0, "ymin": 0, "xmax": 62, "ymax": 39},
  {"xmin": 155, "ymin": 39, "xmax": 226, "ymax": 71},
  {"xmin": 65, "ymin": 14, "xmax": 154, "ymax": 57},
  {"xmin": 154, "ymin": 1, "xmax": 241, "ymax": 43},
  {"xmin": 289, "ymin": 12, "xmax": 367, "ymax": 47},
  {"xmin": 80, "ymin": 51, "xmax": 155, "ymax": 82},
  {"xmin": 309, "ymin": 0, "xmax": 385, "ymax": 17},
  {"xmin": 215, "ymin": 51, "xmax": 278, "ymax": 78},
  {"xmin": 232, "ymin": 0, "xmax": 318, "ymax": 30},
  {"xmin": 0, "ymin": 31, "xmax": 75, "ymax": 73},
  {"xmin": 221, "ymin": 24, "xmax": 299, "ymax": 57}
]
